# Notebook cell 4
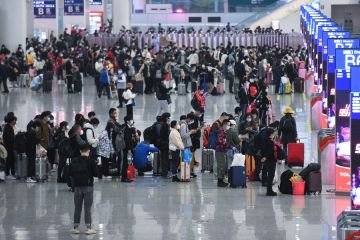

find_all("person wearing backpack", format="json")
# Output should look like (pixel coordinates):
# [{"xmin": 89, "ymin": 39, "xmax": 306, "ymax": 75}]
[
  {"xmin": 278, "ymin": 107, "xmax": 297, "ymax": 164},
  {"xmin": 98, "ymin": 65, "xmax": 111, "ymax": 99},
  {"xmin": 97, "ymin": 122, "xmax": 115, "ymax": 179},
  {"xmin": 121, "ymin": 116, "xmax": 138, "ymax": 182},
  {"xmin": 82, "ymin": 118, "xmax": 100, "ymax": 157},
  {"xmin": 70, "ymin": 144, "xmax": 97, "ymax": 235}
]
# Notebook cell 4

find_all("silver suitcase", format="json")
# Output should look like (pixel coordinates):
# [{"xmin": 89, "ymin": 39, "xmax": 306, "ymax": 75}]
[
  {"xmin": 178, "ymin": 83, "xmax": 186, "ymax": 95},
  {"xmin": 150, "ymin": 152, "xmax": 161, "ymax": 176},
  {"xmin": 35, "ymin": 157, "xmax": 48, "ymax": 181},
  {"xmin": 16, "ymin": 153, "xmax": 28, "ymax": 179},
  {"xmin": 201, "ymin": 149, "xmax": 215, "ymax": 173}
]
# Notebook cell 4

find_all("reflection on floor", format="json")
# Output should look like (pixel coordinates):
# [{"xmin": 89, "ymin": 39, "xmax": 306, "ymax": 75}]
[{"xmin": 0, "ymin": 79, "xmax": 348, "ymax": 240}]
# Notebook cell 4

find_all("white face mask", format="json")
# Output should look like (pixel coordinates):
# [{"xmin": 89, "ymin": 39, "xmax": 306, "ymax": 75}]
[
  {"xmin": 80, "ymin": 130, "xmax": 84, "ymax": 135},
  {"xmin": 176, "ymin": 125, "xmax": 180, "ymax": 130},
  {"xmin": 129, "ymin": 120, "xmax": 134, "ymax": 126},
  {"xmin": 246, "ymin": 118, "xmax": 252, "ymax": 122},
  {"xmin": 225, "ymin": 126, "xmax": 230, "ymax": 131}
]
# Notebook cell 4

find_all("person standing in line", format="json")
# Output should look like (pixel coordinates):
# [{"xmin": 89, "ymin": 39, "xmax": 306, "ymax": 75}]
[
  {"xmin": 215, "ymin": 119, "xmax": 230, "ymax": 187},
  {"xmin": 121, "ymin": 116, "xmax": 137, "ymax": 183},
  {"xmin": 65, "ymin": 58, "xmax": 74, "ymax": 93},
  {"xmin": 158, "ymin": 113, "xmax": 171, "ymax": 178},
  {"xmin": 0, "ymin": 59, "xmax": 9, "ymax": 94},
  {"xmin": 156, "ymin": 79, "xmax": 172, "ymax": 117},
  {"xmin": 25, "ymin": 121, "xmax": 42, "ymax": 183},
  {"xmin": 181, "ymin": 113, "xmax": 199, "ymax": 178},
  {"xmin": 278, "ymin": 107, "xmax": 297, "ymax": 164},
  {"xmin": 97, "ymin": 122, "xmax": 115, "ymax": 179},
  {"xmin": 169, "ymin": 120, "xmax": 184, "ymax": 182},
  {"xmin": 98, "ymin": 65, "xmax": 111, "ymax": 99},
  {"xmin": 122, "ymin": 83, "xmax": 136, "ymax": 119},
  {"xmin": 70, "ymin": 144, "xmax": 97, "ymax": 235},
  {"xmin": 94, "ymin": 58, "xmax": 103, "ymax": 93},
  {"xmin": 3, "ymin": 115, "xmax": 17, "ymax": 180},
  {"xmin": 261, "ymin": 128, "xmax": 278, "ymax": 196},
  {"xmin": 116, "ymin": 69, "xmax": 127, "ymax": 108}
]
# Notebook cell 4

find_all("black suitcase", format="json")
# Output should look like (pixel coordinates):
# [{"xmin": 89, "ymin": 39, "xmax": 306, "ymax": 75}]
[
  {"xmin": 73, "ymin": 79, "xmax": 82, "ymax": 93},
  {"xmin": 42, "ymin": 79, "xmax": 53, "ymax": 93},
  {"xmin": 132, "ymin": 80, "xmax": 144, "ymax": 94},
  {"xmin": 294, "ymin": 77, "xmax": 304, "ymax": 93},
  {"xmin": 305, "ymin": 171, "xmax": 322, "ymax": 195}
]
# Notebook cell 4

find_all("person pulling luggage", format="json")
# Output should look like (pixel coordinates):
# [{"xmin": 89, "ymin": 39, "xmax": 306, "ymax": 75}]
[
  {"xmin": 261, "ymin": 128, "xmax": 278, "ymax": 196},
  {"xmin": 278, "ymin": 107, "xmax": 297, "ymax": 164}
]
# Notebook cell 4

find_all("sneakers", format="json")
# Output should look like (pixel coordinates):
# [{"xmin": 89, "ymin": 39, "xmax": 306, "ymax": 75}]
[
  {"xmin": 217, "ymin": 179, "xmax": 229, "ymax": 188},
  {"xmin": 121, "ymin": 179, "xmax": 133, "ymax": 183},
  {"xmin": 5, "ymin": 175, "xmax": 16, "ymax": 180},
  {"xmin": 85, "ymin": 228, "xmax": 97, "ymax": 235},
  {"xmin": 191, "ymin": 173, "xmax": 197, "ymax": 178},
  {"xmin": 70, "ymin": 228, "xmax": 80, "ymax": 234},
  {"xmin": 26, "ymin": 178, "xmax": 37, "ymax": 183}
]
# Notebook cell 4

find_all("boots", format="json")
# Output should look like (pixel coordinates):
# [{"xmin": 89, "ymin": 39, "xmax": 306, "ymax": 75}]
[{"xmin": 266, "ymin": 187, "xmax": 277, "ymax": 196}]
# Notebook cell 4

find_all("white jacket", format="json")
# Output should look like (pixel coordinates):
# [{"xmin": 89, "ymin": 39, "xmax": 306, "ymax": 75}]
[
  {"xmin": 179, "ymin": 120, "xmax": 192, "ymax": 148},
  {"xmin": 187, "ymin": 53, "xmax": 199, "ymax": 65},
  {"xmin": 122, "ymin": 89, "xmax": 136, "ymax": 105},
  {"xmin": 169, "ymin": 128, "xmax": 184, "ymax": 151},
  {"xmin": 83, "ymin": 123, "xmax": 99, "ymax": 148},
  {"xmin": 95, "ymin": 61, "xmax": 103, "ymax": 73}
]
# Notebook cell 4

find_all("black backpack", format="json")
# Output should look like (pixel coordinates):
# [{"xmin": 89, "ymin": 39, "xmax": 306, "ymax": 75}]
[
  {"xmin": 299, "ymin": 163, "xmax": 321, "ymax": 180},
  {"xmin": 282, "ymin": 118, "xmax": 294, "ymax": 132},
  {"xmin": 15, "ymin": 132, "xmax": 27, "ymax": 154},
  {"xmin": 58, "ymin": 138, "xmax": 73, "ymax": 159},
  {"xmin": 70, "ymin": 157, "xmax": 90, "ymax": 187},
  {"xmin": 144, "ymin": 126, "xmax": 155, "ymax": 144},
  {"xmin": 81, "ymin": 128, "xmax": 95, "ymax": 145},
  {"xmin": 278, "ymin": 170, "xmax": 294, "ymax": 194},
  {"xmin": 191, "ymin": 97, "xmax": 200, "ymax": 111}
]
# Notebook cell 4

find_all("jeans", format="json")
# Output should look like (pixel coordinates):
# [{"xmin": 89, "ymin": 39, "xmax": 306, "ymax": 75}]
[
  {"xmin": 171, "ymin": 150, "xmax": 180, "ymax": 176},
  {"xmin": 126, "ymin": 104, "xmax": 133, "ymax": 119},
  {"xmin": 157, "ymin": 100, "xmax": 169, "ymax": 116},
  {"xmin": 117, "ymin": 89, "xmax": 125, "ymax": 107},
  {"xmin": 67, "ymin": 75, "xmax": 73, "ymax": 92},
  {"xmin": 1, "ymin": 77, "xmax": 9, "ymax": 92},
  {"xmin": 215, "ymin": 152, "xmax": 226, "ymax": 179},
  {"xmin": 240, "ymin": 103, "xmax": 248, "ymax": 121},
  {"xmin": 101, "ymin": 156, "xmax": 110, "ymax": 177},
  {"xmin": 27, "ymin": 155, "xmax": 36, "ymax": 178},
  {"xmin": 73, "ymin": 186, "xmax": 93, "ymax": 228},
  {"xmin": 266, "ymin": 161, "xmax": 276, "ymax": 192}
]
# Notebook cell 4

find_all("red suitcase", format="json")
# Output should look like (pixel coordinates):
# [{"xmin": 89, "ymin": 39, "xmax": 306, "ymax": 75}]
[{"xmin": 287, "ymin": 141, "xmax": 304, "ymax": 167}]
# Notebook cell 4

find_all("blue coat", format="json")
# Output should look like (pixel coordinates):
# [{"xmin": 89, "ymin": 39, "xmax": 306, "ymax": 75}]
[{"xmin": 134, "ymin": 142, "xmax": 158, "ymax": 168}]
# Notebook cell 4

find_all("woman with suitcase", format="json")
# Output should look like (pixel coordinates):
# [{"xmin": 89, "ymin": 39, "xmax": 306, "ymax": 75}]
[{"xmin": 261, "ymin": 128, "xmax": 278, "ymax": 196}]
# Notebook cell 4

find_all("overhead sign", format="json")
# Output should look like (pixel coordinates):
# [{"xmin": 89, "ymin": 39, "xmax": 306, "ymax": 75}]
[
  {"xmin": 34, "ymin": 0, "xmax": 56, "ymax": 18},
  {"xmin": 89, "ymin": 0, "xmax": 102, "ymax": 5},
  {"xmin": 64, "ymin": 0, "xmax": 84, "ymax": 16}
]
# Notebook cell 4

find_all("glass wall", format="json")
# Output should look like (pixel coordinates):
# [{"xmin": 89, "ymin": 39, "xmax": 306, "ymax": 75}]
[{"xmin": 145, "ymin": 0, "xmax": 278, "ymax": 13}]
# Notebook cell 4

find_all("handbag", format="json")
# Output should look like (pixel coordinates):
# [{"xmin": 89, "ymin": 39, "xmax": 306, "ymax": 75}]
[
  {"xmin": 127, "ymin": 157, "xmax": 136, "ymax": 180},
  {"xmin": 135, "ymin": 73, "xmax": 143, "ymax": 81}
]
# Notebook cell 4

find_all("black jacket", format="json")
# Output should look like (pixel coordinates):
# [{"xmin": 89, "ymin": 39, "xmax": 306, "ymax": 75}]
[
  {"xmin": 70, "ymin": 134, "xmax": 87, "ymax": 158},
  {"xmin": 70, "ymin": 156, "xmax": 97, "ymax": 187},
  {"xmin": 157, "ymin": 84, "xmax": 171, "ymax": 101},
  {"xmin": 238, "ymin": 87, "xmax": 249, "ymax": 105},
  {"xmin": 26, "ymin": 129, "xmax": 41, "ymax": 159},
  {"xmin": 158, "ymin": 123, "xmax": 170, "ymax": 150},
  {"xmin": 279, "ymin": 115, "xmax": 297, "ymax": 144},
  {"xmin": 3, "ymin": 124, "xmax": 15, "ymax": 150},
  {"xmin": 124, "ymin": 125, "xmax": 137, "ymax": 151},
  {"xmin": 262, "ymin": 138, "xmax": 276, "ymax": 163}
]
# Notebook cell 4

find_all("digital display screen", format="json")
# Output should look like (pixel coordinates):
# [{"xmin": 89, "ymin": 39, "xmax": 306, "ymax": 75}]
[
  {"xmin": 34, "ymin": 0, "xmax": 56, "ymax": 18},
  {"xmin": 350, "ymin": 92, "xmax": 360, "ymax": 208},
  {"xmin": 64, "ymin": 0, "xmax": 84, "ymax": 16}
]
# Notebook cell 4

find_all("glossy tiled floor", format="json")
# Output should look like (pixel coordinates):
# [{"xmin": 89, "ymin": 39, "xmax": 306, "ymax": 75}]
[{"xmin": 0, "ymin": 79, "xmax": 349, "ymax": 240}]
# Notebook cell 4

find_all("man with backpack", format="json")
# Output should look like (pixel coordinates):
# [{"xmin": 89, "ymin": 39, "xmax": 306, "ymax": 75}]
[
  {"xmin": 278, "ymin": 107, "xmax": 297, "ymax": 164},
  {"xmin": 98, "ymin": 65, "xmax": 111, "ymax": 99},
  {"xmin": 70, "ymin": 144, "xmax": 97, "ymax": 235}
]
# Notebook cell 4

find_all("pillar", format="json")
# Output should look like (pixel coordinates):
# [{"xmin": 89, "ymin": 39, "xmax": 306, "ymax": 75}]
[
  {"xmin": 0, "ymin": 0, "xmax": 33, "ymax": 52},
  {"xmin": 112, "ymin": 0, "xmax": 132, "ymax": 32}
]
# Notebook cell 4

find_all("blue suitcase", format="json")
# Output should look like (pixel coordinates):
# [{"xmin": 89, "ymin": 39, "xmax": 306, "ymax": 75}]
[{"xmin": 229, "ymin": 166, "xmax": 247, "ymax": 188}]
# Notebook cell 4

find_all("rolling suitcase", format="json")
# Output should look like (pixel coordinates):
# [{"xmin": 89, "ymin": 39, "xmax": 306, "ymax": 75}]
[
  {"xmin": 16, "ymin": 153, "xmax": 28, "ymax": 179},
  {"xmin": 287, "ymin": 141, "xmax": 304, "ymax": 167},
  {"xmin": 245, "ymin": 155, "xmax": 256, "ymax": 180},
  {"xmin": 201, "ymin": 148, "xmax": 214, "ymax": 173},
  {"xmin": 177, "ymin": 83, "xmax": 186, "ymax": 95},
  {"xmin": 132, "ymin": 80, "xmax": 144, "ymax": 94},
  {"xmin": 35, "ymin": 157, "xmax": 48, "ymax": 182},
  {"xmin": 306, "ymin": 171, "xmax": 322, "ymax": 194},
  {"xmin": 294, "ymin": 77, "xmax": 304, "ymax": 93},
  {"xmin": 228, "ymin": 166, "xmax": 247, "ymax": 188},
  {"xmin": 180, "ymin": 161, "xmax": 190, "ymax": 182},
  {"xmin": 42, "ymin": 80, "xmax": 52, "ymax": 93},
  {"xmin": 151, "ymin": 152, "xmax": 161, "ymax": 176}
]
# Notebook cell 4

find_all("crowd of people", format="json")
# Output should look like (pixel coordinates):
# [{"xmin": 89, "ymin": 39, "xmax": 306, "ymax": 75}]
[{"xmin": 0, "ymin": 24, "xmax": 308, "ymax": 234}]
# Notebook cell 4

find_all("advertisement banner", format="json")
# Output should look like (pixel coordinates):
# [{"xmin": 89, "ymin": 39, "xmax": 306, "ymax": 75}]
[
  {"xmin": 327, "ymin": 39, "xmax": 359, "ymax": 128},
  {"xmin": 335, "ymin": 49, "xmax": 360, "ymax": 193},
  {"xmin": 350, "ymin": 91, "xmax": 360, "ymax": 209},
  {"xmin": 64, "ymin": 0, "xmax": 84, "ymax": 16},
  {"xmin": 34, "ymin": 0, "xmax": 56, "ymax": 18},
  {"xmin": 89, "ymin": 0, "xmax": 102, "ymax": 5}
]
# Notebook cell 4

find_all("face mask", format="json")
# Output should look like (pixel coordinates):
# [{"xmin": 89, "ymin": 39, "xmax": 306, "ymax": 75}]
[
  {"xmin": 80, "ymin": 130, "xmax": 84, "ymax": 135},
  {"xmin": 265, "ymin": 89, "xmax": 269, "ymax": 93},
  {"xmin": 176, "ymin": 125, "xmax": 180, "ymax": 130},
  {"xmin": 129, "ymin": 120, "xmax": 134, "ymax": 126},
  {"xmin": 252, "ymin": 115, "xmax": 257, "ymax": 119},
  {"xmin": 225, "ymin": 126, "xmax": 230, "ymax": 130},
  {"xmin": 246, "ymin": 118, "xmax": 252, "ymax": 122}
]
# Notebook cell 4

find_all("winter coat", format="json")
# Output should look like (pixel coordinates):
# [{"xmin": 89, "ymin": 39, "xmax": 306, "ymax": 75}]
[
  {"xmin": 134, "ymin": 142, "xmax": 158, "ymax": 168},
  {"xmin": 179, "ymin": 121, "xmax": 192, "ymax": 148},
  {"xmin": 123, "ymin": 89, "xmax": 136, "ymax": 105},
  {"xmin": 279, "ymin": 114, "xmax": 297, "ymax": 145},
  {"xmin": 83, "ymin": 123, "xmax": 99, "ymax": 148},
  {"xmin": 169, "ymin": 128, "xmax": 185, "ymax": 151},
  {"xmin": 97, "ymin": 130, "xmax": 114, "ymax": 158}
]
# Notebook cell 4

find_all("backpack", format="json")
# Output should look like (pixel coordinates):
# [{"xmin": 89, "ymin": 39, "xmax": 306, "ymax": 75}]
[
  {"xmin": 58, "ymin": 138, "xmax": 73, "ymax": 159},
  {"xmin": 191, "ymin": 97, "xmax": 200, "ymax": 111},
  {"xmin": 278, "ymin": 170, "xmax": 294, "ymax": 194},
  {"xmin": 81, "ymin": 128, "xmax": 94, "ymax": 145},
  {"xmin": 144, "ymin": 126, "xmax": 155, "ymax": 144},
  {"xmin": 114, "ymin": 125, "xmax": 126, "ymax": 152},
  {"xmin": 299, "ymin": 163, "xmax": 321, "ymax": 180},
  {"xmin": 249, "ymin": 85, "xmax": 257, "ymax": 98},
  {"xmin": 15, "ymin": 132, "xmax": 27, "ymax": 154},
  {"xmin": 209, "ymin": 121, "xmax": 220, "ymax": 149},
  {"xmin": 202, "ymin": 126, "xmax": 211, "ymax": 148},
  {"xmin": 253, "ymin": 128, "xmax": 267, "ymax": 153},
  {"xmin": 99, "ymin": 68, "xmax": 109, "ymax": 84},
  {"xmin": 282, "ymin": 118, "xmax": 294, "ymax": 132},
  {"xmin": 70, "ymin": 158, "xmax": 90, "ymax": 186}
]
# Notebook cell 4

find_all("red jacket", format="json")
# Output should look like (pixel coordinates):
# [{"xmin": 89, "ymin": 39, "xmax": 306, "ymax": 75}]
[{"xmin": 195, "ymin": 90, "xmax": 206, "ymax": 109}]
